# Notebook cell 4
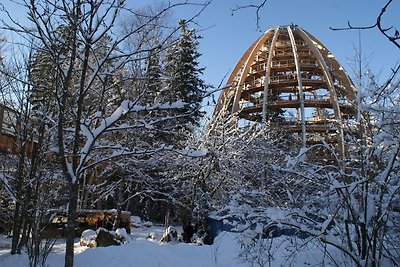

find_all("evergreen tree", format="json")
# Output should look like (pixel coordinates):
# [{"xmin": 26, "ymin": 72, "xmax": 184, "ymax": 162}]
[
  {"xmin": 164, "ymin": 19, "xmax": 207, "ymax": 133},
  {"xmin": 29, "ymin": 24, "xmax": 76, "ymax": 115},
  {"xmin": 143, "ymin": 46, "xmax": 163, "ymax": 106}
]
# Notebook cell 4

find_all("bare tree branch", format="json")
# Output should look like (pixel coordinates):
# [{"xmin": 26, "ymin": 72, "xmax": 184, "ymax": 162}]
[
  {"xmin": 330, "ymin": 0, "xmax": 400, "ymax": 50},
  {"xmin": 231, "ymin": 0, "xmax": 268, "ymax": 31}
]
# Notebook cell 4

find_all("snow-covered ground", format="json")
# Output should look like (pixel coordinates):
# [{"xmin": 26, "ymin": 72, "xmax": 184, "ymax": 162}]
[{"xmin": 0, "ymin": 224, "xmax": 343, "ymax": 267}]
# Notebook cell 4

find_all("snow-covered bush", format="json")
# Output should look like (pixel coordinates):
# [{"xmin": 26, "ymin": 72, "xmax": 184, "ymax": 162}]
[
  {"xmin": 80, "ymin": 230, "xmax": 97, "ymax": 248},
  {"xmin": 130, "ymin": 216, "xmax": 141, "ymax": 228},
  {"xmin": 147, "ymin": 232, "xmax": 158, "ymax": 240},
  {"xmin": 115, "ymin": 228, "xmax": 131, "ymax": 244},
  {"xmin": 161, "ymin": 226, "xmax": 178, "ymax": 242},
  {"xmin": 205, "ymin": 71, "xmax": 400, "ymax": 266}
]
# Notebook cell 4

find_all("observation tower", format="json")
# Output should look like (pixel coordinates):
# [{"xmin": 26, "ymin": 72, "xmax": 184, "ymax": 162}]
[{"xmin": 212, "ymin": 25, "xmax": 357, "ymax": 158}]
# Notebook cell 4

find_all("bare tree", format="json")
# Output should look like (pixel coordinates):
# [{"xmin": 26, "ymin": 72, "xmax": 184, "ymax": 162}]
[{"xmin": 0, "ymin": 40, "xmax": 59, "ymax": 267}]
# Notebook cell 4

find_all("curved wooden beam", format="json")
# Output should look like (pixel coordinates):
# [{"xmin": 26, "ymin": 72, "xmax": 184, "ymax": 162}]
[
  {"xmin": 296, "ymin": 27, "xmax": 347, "ymax": 159},
  {"xmin": 231, "ymin": 29, "xmax": 274, "ymax": 113},
  {"xmin": 287, "ymin": 26, "xmax": 306, "ymax": 146},
  {"xmin": 262, "ymin": 27, "xmax": 279, "ymax": 124}
]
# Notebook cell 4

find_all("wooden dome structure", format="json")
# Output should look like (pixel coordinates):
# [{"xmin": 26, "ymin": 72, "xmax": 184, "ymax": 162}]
[{"xmin": 213, "ymin": 25, "xmax": 357, "ymax": 158}]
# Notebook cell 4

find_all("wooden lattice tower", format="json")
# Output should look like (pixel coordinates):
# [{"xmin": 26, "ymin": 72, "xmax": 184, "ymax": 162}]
[{"xmin": 212, "ymin": 25, "xmax": 358, "ymax": 158}]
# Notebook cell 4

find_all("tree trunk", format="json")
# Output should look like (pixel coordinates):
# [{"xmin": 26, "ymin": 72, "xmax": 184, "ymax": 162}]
[
  {"xmin": 16, "ymin": 209, "xmax": 30, "ymax": 254},
  {"xmin": 113, "ymin": 182, "xmax": 124, "ymax": 231},
  {"xmin": 17, "ymin": 185, "xmax": 33, "ymax": 254},
  {"xmin": 11, "ymin": 150, "xmax": 26, "ymax": 254},
  {"xmin": 10, "ymin": 201, "xmax": 22, "ymax": 254},
  {"xmin": 64, "ymin": 182, "xmax": 79, "ymax": 267}
]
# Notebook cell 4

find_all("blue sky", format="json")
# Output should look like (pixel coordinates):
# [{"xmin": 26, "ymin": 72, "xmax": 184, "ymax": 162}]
[
  {"xmin": 2, "ymin": 0, "xmax": 398, "ymax": 94},
  {"xmin": 171, "ymin": 0, "xmax": 399, "ymax": 90}
]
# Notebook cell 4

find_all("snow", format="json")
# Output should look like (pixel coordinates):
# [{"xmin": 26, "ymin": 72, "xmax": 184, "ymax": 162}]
[
  {"xmin": 80, "ymin": 229, "xmax": 97, "ymax": 247},
  {"xmin": 0, "ymin": 224, "xmax": 347, "ymax": 267},
  {"xmin": 0, "ymin": 173, "xmax": 15, "ymax": 201},
  {"xmin": 0, "ymin": 227, "xmax": 246, "ymax": 267},
  {"xmin": 115, "ymin": 228, "xmax": 131, "ymax": 243},
  {"xmin": 180, "ymin": 148, "xmax": 208, "ymax": 157},
  {"xmin": 286, "ymin": 146, "xmax": 308, "ymax": 168},
  {"xmin": 66, "ymin": 162, "xmax": 77, "ymax": 184},
  {"xmin": 130, "ymin": 215, "xmax": 141, "ymax": 227},
  {"xmin": 74, "ymin": 99, "xmax": 187, "ymax": 180}
]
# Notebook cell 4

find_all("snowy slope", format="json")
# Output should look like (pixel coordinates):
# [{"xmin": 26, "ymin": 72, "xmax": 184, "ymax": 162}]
[
  {"xmin": 0, "ymin": 229, "xmax": 246, "ymax": 267},
  {"xmin": 0, "ymin": 225, "xmax": 345, "ymax": 267}
]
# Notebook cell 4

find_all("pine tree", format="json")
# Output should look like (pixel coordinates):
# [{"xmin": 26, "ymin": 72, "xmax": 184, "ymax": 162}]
[
  {"xmin": 29, "ymin": 24, "xmax": 75, "ymax": 113},
  {"xmin": 164, "ymin": 19, "xmax": 207, "ymax": 133},
  {"xmin": 143, "ymin": 46, "xmax": 163, "ymax": 106}
]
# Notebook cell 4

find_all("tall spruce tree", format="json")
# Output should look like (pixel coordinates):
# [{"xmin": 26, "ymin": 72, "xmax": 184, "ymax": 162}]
[
  {"xmin": 144, "ymin": 47, "xmax": 163, "ymax": 106},
  {"xmin": 164, "ymin": 20, "xmax": 207, "ymax": 137}
]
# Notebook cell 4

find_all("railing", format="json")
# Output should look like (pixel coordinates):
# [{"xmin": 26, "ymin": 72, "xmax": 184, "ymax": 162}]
[
  {"xmin": 274, "ymin": 49, "xmax": 293, "ymax": 57},
  {"xmin": 271, "ymin": 60, "xmax": 295, "ymax": 68},
  {"xmin": 300, "ymin": 60, "xmax": 318, "ymax": 68},
  {"xmin": 270, "ymin": 74, "xmax": 324, "ymax": 84},
  {"xmin": 242, "ymin": 92, "xmax": 332, "ymax": 103},
  {"xmin": 270, "ymin": 74, "xmax": 296, "ymax": 83},
  {"xmin": 250, "ymin": 64, "xmax": 266, "ymax": 74},
  {"xmin": 270, "ymin": 59, "xmax": 318, "ymax": 71},
  {"xmin": 278, "ymin": 118, "xmax": 337, "ymax": 131},
  {"xmin": 242, "ymin": 82, "xmax": 264, "ymax": 90}
]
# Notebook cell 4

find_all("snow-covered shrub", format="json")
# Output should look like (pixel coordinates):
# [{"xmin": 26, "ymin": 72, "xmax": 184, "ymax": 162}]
[
  {"xmin": 161, "ymin": 226, "xmax": 178, "ymax": 242},
  {"xmin": 147, "ymin": 232, "xmax": 158, "ymax": 240},
  {"xmin": 80, "ymin": 229, "xmax": 97, "ymax": 248},
  {"xmin": 192, "ymin": 223, "xmax": 212, "ymax": 245},
  {"xmin": 130, "ymin": 216, "xmax": 141, "ymax": 228},
  {"xmin": 237, "ymin": 231, "xmax": 275, "ymax": 267},
  {"xmin": 115, "ymin": 228, "xmax": 131, "ymax": 244}
]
